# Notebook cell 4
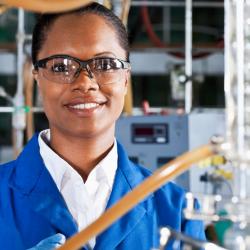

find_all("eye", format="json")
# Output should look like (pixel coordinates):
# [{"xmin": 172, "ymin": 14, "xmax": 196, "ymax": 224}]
[
  {"xmin": 93, "ymin": 58, "xmax": 120, "ymax": 72},
  {"xmin": 47, "ymin": 58, "xmax": 79, "ymax": 75},
  {"xmin": 51, "ymin": 63, "xmax": 69, "ymax": 73}
]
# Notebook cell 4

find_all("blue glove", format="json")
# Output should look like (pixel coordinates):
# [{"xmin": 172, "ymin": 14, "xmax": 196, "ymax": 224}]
[{"xmin": 27, "ymin": 233, "xmax": 66, "ymax": 250}]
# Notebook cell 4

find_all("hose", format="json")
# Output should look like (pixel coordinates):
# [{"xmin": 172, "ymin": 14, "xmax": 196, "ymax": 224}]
[
  {"xmin": 58, "ymin": 143, "xmax": 218, "ymax": 250},
  {"xmin": 0, "ymin": 0, "xmax": 92, "ymax": 13},
  {"xmin": 24, "ymin": 58, "xmax": 34, "ymax": 141}
]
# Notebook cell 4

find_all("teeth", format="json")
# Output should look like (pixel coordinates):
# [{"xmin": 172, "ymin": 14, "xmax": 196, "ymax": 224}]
[{"xmin": 69, "ymin": 103, "xmax": 99, "ymax": 110}]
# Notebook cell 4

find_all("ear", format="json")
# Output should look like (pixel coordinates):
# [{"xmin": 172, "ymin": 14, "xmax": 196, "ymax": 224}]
[
  {"xmin": 124, "ymin": 70, "xmax": 131, "ymax": 95},
  {"xmin": 32, "ymin": 69, "xmax": 40, "ymax": 86}
]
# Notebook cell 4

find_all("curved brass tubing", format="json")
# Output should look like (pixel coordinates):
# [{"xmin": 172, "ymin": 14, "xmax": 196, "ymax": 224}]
[
  {"xmin": 0, "ymin": 0, "xmax": 92, "ymax": 13},
  {"xmin": 58, "ymin": 143, "xmax": 218, "ymax": 250},
  {"xmin": 0, "ymin": 5, "xmax": 8, "ymax": 14}
]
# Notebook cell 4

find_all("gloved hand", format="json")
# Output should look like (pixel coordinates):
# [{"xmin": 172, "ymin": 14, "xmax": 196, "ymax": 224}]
[{"xmin": 27, "ymin": 233, "xmax": 66, "ymax": 250}]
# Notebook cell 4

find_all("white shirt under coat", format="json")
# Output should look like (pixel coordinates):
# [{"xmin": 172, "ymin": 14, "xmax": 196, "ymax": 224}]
[{"xmin": 38, "ymin": 129, "xmax": 118, "ymax": 248}]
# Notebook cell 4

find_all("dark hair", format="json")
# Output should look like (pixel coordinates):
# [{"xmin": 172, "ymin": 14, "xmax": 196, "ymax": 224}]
[{"xmin": 32, "ymin": 2, "xmax": 130, "ymax": 65}]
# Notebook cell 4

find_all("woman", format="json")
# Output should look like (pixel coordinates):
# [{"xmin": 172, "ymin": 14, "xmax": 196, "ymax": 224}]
[{"xmin": 0, "ymin": 2, "xmax": 205, "ymax": 250}]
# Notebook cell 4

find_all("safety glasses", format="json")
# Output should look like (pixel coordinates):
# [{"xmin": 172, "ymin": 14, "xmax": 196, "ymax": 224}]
[{"xmin": 34, "ymin": 54, "xmax": 131, "ymax": 85}]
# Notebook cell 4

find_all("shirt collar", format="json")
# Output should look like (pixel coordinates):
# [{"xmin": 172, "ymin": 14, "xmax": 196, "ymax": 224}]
[
  {"xmin": 38, "ymin": 129, "xmax": 118, "ymax": 191},
  {"xmin": 85, "ymin": 139, "xmax": 117, "ymax": 190}
]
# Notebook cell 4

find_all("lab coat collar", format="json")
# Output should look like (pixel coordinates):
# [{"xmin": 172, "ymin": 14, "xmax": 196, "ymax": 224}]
[
  {"xmin": 95, "ymin": 142, "xmax": 154, "ymax": 250},
  {"xmin": 9, "ymin": 134, "xmax": 78, "ymax": 238}
]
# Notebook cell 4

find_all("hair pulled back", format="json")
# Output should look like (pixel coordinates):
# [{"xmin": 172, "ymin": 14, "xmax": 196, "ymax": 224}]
[{"xmin": 32, "ymin": 2, "xmax": 130, "ymax": 65}]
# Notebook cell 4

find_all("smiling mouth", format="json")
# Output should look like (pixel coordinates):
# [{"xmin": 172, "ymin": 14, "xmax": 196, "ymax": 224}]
[{"xmin": 68, "ymin": 103, "xmax": 100, "ymax": 110}]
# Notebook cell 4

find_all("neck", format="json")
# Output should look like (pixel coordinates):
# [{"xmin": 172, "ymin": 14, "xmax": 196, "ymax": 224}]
[{"xmin": 49, "ymin": 128, "xmax": 115, "ymax": 181}]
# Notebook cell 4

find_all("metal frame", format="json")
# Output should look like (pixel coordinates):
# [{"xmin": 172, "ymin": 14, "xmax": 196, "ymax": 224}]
[
  {"xmin": 131, "ymin": 1, "xmax": 223, "ymax": 8},
  {"xmin": 185, "ymin": 0, "xmax": 192, "ymax": 113}
]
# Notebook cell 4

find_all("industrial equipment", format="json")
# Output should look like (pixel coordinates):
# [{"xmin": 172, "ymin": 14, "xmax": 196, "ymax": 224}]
[{"xmin": 116, "ymin": 112, "xmax": 225, "ymax": 193}]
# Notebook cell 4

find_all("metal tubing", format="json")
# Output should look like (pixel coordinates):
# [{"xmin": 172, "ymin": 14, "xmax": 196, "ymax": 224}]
[
  {"xmin": 131, "ymin": 1, "xmax": 223, "ymax": 8},
  {"xmin": 236, "ymin": 0, "xmax": 247, "ymax": 200},
  {"xmin": 236, "ymin": 0, "xmax": 245, "ymax": 157},
  {"xmin": 130, "ymin": 47, "xmax": 222, "ymax": 53},
  {"xmin": 185, "ymin": 0, "xmax": 192, "ymax": 113},
  {"xmin": 0, "ymin": 107, "xmax": 43, "ymax": 113},
  {"xmin": 16, "ymin": 8, "xmax": 24, "ymax": 99},
  {"xmin": 224, "ymin": 0, "xmax": 231, "ymax": 141},
  {"xmin": 11, "ymin": 8, "xmax": 26, "ymax": 156},
  {"xmin": 167, "ymin": 227, "xmax": 228, "ymax": 250}
]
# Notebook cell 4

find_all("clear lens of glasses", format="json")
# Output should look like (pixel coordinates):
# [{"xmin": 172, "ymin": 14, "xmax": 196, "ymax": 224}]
[{"xmin": 39, "ymin": 57, "xmax": 129, "ymax": 85}]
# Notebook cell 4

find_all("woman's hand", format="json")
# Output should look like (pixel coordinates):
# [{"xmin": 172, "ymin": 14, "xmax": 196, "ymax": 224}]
[{"xmin": 27, "ymin": 233, "xmax": 65, "ymax": 250}]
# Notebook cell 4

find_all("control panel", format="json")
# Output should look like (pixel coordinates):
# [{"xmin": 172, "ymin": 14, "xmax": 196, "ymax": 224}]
[{"xmin": 132, "ymin": 123, "xmax": 168, "ymax": 144}]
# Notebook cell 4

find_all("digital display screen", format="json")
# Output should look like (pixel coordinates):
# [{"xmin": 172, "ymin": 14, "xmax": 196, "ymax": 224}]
[
  {"xmin": 134, "ymin": 127, "xmax": 154, "ymax": 136},
  {"xmin": 132, "ymin": 123, "xmax": 168, "ymax": 144}
]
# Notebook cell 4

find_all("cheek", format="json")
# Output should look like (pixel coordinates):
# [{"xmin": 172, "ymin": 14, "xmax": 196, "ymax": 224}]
[
  {"xmin": 110, "ymin": 87, "xmax": 127, "ymax": 115},
  {"xmin": 38, "ymin": 82, "xmax": 64, "ymax": 114},
  {"xmin": 111, "ymin": 84, "xmax": 127, "ymax": 101},
  {"xmin": 114, "ymin": 77, "xmax": 128, "ymax": 96}
]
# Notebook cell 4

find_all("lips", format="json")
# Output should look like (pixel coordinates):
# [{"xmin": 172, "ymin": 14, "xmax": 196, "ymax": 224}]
[{"xmin": 64, "ymin": 97, "xmax": 107, "ymax": 116}]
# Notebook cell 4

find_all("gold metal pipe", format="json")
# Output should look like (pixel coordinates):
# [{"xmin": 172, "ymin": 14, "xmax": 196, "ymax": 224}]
[
  {"xmin": 0, "ymin": 0, "xmax": 92, "ymax": 13},
  {"xmin": 0, "ymin": 4, "xmax": 8, "ymax": 14}
]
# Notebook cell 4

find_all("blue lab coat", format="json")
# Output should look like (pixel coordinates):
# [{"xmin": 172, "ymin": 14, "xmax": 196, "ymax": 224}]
[{"xmin": 0, "ymin": 134, "xmax": 205, "ymax": 250}]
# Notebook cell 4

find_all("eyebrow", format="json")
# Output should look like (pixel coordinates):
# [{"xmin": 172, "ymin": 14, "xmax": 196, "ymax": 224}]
[{"xmin": 94, "ymin": 51, "xmax": 117, "ymax": 58}]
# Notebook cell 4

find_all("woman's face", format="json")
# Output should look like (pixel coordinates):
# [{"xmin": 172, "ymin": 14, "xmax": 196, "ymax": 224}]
[{"xmin": 34, "ymin": 13, "xmax": 129, "ymax": 139}]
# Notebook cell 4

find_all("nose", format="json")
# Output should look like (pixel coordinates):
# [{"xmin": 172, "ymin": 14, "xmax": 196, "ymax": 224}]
[{"xmin": 71, "ymin": 67, "xmax": 99, "ymax": 93}]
